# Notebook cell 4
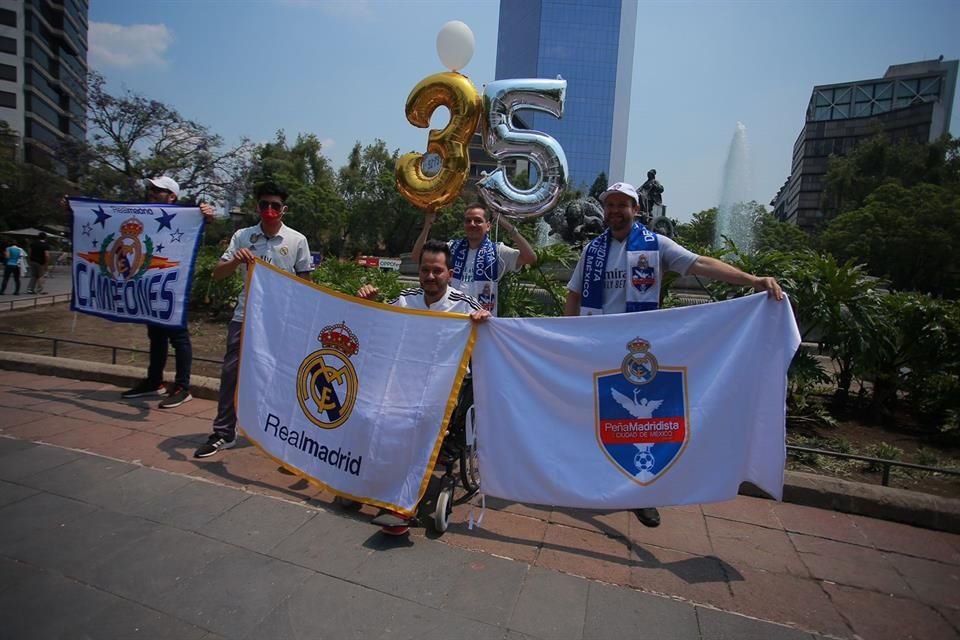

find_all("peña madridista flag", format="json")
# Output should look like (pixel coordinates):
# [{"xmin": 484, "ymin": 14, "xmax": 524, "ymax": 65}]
[
  {"xmin": 236, "ymin": 261, "xmax": 475, "ymax": 517},
  {"xmin": 69, "ymin": 197, "xmax": 205, "ymax": 329},
  {"xmin": 471, "ymin": 293, "xmax": 800, "ymax": 510}
]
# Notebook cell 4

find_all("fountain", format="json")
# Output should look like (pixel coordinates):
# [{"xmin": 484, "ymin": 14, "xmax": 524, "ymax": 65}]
[{"xmin": 714, "ymin": 122, "xmax": 755, "ymax": 254}]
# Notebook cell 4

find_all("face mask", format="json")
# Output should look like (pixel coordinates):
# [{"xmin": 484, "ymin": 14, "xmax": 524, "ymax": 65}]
[{"xmin": 261, "ymin": 209, "xmax": 282, "ymax": 223}]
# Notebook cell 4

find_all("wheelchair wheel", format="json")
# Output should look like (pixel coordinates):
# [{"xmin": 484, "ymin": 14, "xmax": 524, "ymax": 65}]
[
  {"xmin": 459, "ymin": 405, "xmax": 480, "ymax": 495},
  {"xmin": 433, "ymin": 485, "xmax": 454, "ymax": 533}
]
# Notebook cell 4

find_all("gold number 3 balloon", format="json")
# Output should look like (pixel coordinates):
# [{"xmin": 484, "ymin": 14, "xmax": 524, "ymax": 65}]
[{"xmin": 396, "ymin": 72, "xmax": 481, "ymax": 212}]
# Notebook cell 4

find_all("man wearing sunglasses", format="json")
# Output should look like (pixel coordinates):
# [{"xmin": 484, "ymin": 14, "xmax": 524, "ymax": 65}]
[{"xmin": 194, "ymin": 181, "xmax": 313, "ymax": 459}]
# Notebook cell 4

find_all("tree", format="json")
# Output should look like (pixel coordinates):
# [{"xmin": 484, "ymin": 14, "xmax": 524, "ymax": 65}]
[
  {"xmin": 247, "ymin": 131, "xmax": 345, "ymax": 256},
  {"xmin": 0, "ymin": 123, "xmax": 72, "ymax": 231},
  {"xmin": 822, "ymin": 133, "xmax": 960, "ymax": 220},
  {"xmin": 64, "ymin": 71, "xmax": 252, "ymax": 202},
  {"xmin": 588, "ymin": 172, "xmax": 608, "ymax": 200},
  {"xmin": 819, "ymin": 182, "xmax": 960, "ymax": 296},
  {"xmin": 673, "ymin": 208, "xmax": 716, "ymax": 252}
]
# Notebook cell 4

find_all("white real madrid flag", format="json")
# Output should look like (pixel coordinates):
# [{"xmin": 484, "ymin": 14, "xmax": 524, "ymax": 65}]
[
  {"xmin": 69, "ymin": 197, "xmax": 205, "ymax": 329},
  {"xmin": 472, "ymin": 293, "xmax": 800, "ymax": 510},
  {"xmin": 236, "ymin": 262, "xmax": 475, "ymax": 517}
]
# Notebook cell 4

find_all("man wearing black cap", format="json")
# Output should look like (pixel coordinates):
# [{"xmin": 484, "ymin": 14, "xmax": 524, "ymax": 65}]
[{"xmin": 565, "ymin": 181, "xmax": 783, "ymax": 528}]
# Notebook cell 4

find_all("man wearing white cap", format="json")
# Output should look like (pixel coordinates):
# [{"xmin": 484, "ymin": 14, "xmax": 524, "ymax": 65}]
[
  {"xmin": 121, "ymin": 176, "xmax": 214, "ymax": 408},
  {"xmin": 564, "ymin": 181, "xmax": 783, "ymax": 528}
]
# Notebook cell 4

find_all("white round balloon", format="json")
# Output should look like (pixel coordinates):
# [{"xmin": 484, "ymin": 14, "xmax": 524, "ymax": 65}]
[{"xmin": 436, "ymin": 21, "xmax": 475, "ymax": 71}]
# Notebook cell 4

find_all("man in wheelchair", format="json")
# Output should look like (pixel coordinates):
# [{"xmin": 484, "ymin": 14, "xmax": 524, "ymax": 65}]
[{"xmin": 356, "ymin": 239, "xmax": 489, "ymax": 534}]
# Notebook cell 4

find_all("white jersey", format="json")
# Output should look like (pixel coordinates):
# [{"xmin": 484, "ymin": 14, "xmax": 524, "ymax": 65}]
[
  {"xmin": 566, "ymin": 234, "xmax": 698, "ymax": 315},
  {"xmin": 222, "ymin": 222, "xmax": 312, "ymax": 322},
  {"xmin": 388, "ymin": 286, "xmax": 482, "ymax": 314}
]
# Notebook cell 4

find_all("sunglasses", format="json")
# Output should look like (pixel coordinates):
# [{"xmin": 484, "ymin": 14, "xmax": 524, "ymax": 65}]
[{"xmin": 257, "ymin": 200, "xmax": 284, "ymax": 212}]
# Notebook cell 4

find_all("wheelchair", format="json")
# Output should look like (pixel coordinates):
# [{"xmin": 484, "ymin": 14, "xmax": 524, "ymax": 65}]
[
  {"xmin": 367, "ymin": 375, "xmax": 480, "ymax": 535},
  {"xmin": 431, "ymin": 374, "xmax": 480, "ymax": 533}
]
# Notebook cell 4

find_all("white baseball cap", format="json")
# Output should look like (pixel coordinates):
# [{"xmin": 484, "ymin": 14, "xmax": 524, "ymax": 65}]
[
  {"xmin": 146, "ymin": 176, "xmax": 180, "ymax": 198},
  {"xmin": 599, "ymin": 182, "xmax": 638, "ymax": 205}
]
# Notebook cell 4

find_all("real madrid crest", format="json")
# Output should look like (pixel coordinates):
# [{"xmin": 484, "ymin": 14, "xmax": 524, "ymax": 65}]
[
  {"xmin": 296, "ymin": 322, "xmax": 360, "ymax": 429},
  {"xmin": 101, "ymin": 218, "xmax": 153, "ymax": 281},
  {"xmin": 621, "ymin": 337, "xmax": 658, "ymax": 385}
]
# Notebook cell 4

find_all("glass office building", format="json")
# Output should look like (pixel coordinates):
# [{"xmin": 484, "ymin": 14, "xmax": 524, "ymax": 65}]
[
  {"xmin": 772, "ymin": 58, "xmax": 958, "ymax": 232},
  {"xmin": 495, "ymin": 0, "xmax": 637, "ymax": 191},
  {"xmin": 0, "ymin": 0, "xmax": 88, "ymax": 173}
]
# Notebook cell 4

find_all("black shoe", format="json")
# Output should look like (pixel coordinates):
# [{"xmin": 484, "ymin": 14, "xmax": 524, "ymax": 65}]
[
  {"xmin": 121, "ymin": 380, "xmax": 167, "ymax": 399},
  {"xmin": 158, "ymin": 385, "xmax": 192, "ymax": 409},
  {"xmin": 633, "ymin": 508, "xmax": 661, "ymax": 528},
  {"xmin": 193, "ymin": 433, "xmax": 236, "ymax": 458}
]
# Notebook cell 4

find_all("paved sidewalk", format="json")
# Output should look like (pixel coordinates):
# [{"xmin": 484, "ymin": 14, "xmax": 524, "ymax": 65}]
[
  {"xmin": 0, "ymin": 269, "xmax": 72, "ymax": 312},
  {"xmin": 0, "ymin": 372, "xmax": 958, "ymax": 639}
]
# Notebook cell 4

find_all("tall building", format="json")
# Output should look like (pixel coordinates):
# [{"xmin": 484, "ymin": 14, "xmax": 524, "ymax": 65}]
[
  {"xmin": 0, "ymin": 0, "xmax": 88, "ymax": 172},
  {"xmin": 495, "ymin": 0, "xmax": 637, "ymax": 191},
  {"xmin": 773, "ymin": 58, "xmax": 958, "ymax": 232}
]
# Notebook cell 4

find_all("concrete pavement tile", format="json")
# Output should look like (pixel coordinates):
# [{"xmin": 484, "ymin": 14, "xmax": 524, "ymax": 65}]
[
  {"xmin": 441, "ymin": 507, "xmax": 547, "ymax": 564},
  {"xmin": 0, "ymin": 442, "xmax": 82, "ymax": 481},
  {"xmin": 154, "ymin": 549, "xmax": 313, "ymax": 638},
  {"xmin": 933, "ymin": 604, "xmax": 960, "ymax": 635},
  {"xmin": 630, "ymin": 508, "xmax": 713, "ymax": 557},
  {"xmin": 885, "ymin": 552, "xmax": 960, "ymax": 609},
  {"xmin": 80, "ymin": 598, "xmax": 211, "ymax": 640},
  {"xmin": 241, "ymin": 571, "xmax": 432, "ymax": 640},
  {"xmin": 59, "ymin": 399, "xmax": 168, "ymax": 426},
  {"xmin": 441, "ymin": 553, "xmax": 528, "ymax": 626},
  {"xmin": 728, "ymin": 567, "xmax": 851, "ymax": 638},
  {"xmin": 584, "ymin": 580, "xmax": 700, "ymax": 640},
  {"xmin": 41, "ymin": 420, "xmax": 138, "ymax": 451},
  {"xmin": 0, "ymin": 413, "xmax": 91, "ymax": 439},
  {"xmin": 17, "ymin": 453, "xmax": 137, "ymax": 499},
  {"xmin": 10, "ymin": 507, "xmax": 157, "ymax": 583},
  {"xmin": 772, "ymin": 502, "xmax": 869, "ymax": 546},
  {"xmin": 86, "ymin": 525, "xmax": 232, "ymax": 604},
  {"xmin": 350, "ymin": 533, "xmax": 471, "ymax": 607},
  {"xmin": 0, "ymin": 557, "xmax": 122, "ymax": 640},
  {"xmin": 0, "ymin": 492, "xmax": 100, "ymax": 559},
  {"xmin": 823, "ymin": 583, "xmax": 958, "ymax": 640},
  {"xmin": 629, "ymin": 546, "xmax": 737, "ymax": 611},
  {"xmin": 0, "ymin": 387, "xmax": 62, "ymax": 407},
  {"xmin": 701, "ymin": 496, "xmax": 784, "ymax": 529},
  {"xmin": 538, "ymin": 523, "xmax": 631, "ymax": 585},
  {"xmin": 153, "ymin": 396, "xmax": 217, "ymax": 418},
  {"xmin": 0, "ymin": 479, "xmax": 38, "ymax": 508},
  {"xmin": 695, "ymin": 606, "xmax": 818, "ymax": 640},
  {"xmin": 482, "ymin": 495, "xmax": 554, "ymax": 521},
  {"xmin": 198, "ymin": 493, "xmax": 317, "ymax": 554},
  {"xmin": 71, "ymin": 464, "xmax": 194, "ymax": 515},
  {"xmin": 548, "ymin": 508, "xmax": 631, "ymax": 539},
  {"xmin": 509, "ymin": 566, "xmax": 588, "ymax": 640},
  {"xmin": 706, "ymin": 516, "xmax": 809, "ymax": 577},
  {"xmin": 415, "ymin": 613, "xmax": 507, "ymax": 640},
  {"xmin": 132, "ymin": 476, "xmax": 251, "ymax": 530},
  {"xmin": 128, "ymin": 431, "xmax": 214, "ymax": 475},
  {"xmin": 0, "ymin": 406, "xmax": 47, "ymax": 427},
  {"xmin": 270, "ymin": 508, "xmax": 378, "ymax": 578},
  {"xmin": 850, "ymin": 514, "xmax": 960, "ymax": 565},
  {"xmin": 0, "ymin": 435, "xmax": 35, "ymax": 454},
  {"xmin": 790, "ymin": 532, "xmax": 913, "ymax": 596},
  {"xmin": 148, "ymin": 414, "xmax": 217, "ymax": 442}
]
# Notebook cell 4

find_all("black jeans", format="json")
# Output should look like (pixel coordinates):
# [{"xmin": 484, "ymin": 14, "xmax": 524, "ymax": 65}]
[
  {"xmin": 146, "ymin": 324, "xmax": 192, "ymax": 389},
  {"xmin": 0, "ymin": 265, "xmax": 20, "ymax": 294},
  {"xmin": 212, "ymin": 320, "xmax": 243, "ymax": 439}
]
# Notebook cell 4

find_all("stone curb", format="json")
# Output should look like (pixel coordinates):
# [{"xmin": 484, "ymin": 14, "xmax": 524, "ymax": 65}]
[{"xmin": 2, "ymin": 350, "xmax": 959, "ymax": 534}]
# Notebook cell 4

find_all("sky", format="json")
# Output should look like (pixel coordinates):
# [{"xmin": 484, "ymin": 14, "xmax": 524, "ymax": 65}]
[{"xmin": 88, "ymin": 0, "xmax": 960, "ymax": 222}]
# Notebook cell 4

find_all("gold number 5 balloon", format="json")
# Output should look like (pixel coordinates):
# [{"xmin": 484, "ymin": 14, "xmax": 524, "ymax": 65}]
[{"xmin": 395, "ymin": 72, "xmax": 481, "ymax": 212}]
